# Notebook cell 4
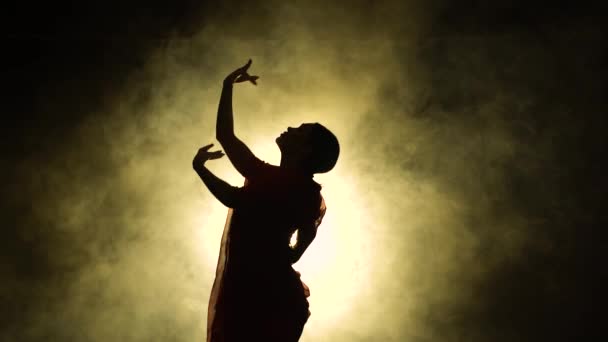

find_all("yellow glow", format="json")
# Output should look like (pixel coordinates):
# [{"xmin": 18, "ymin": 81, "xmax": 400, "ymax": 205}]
[{"xmin": 194, "ymin": 140, "xmax": 377, "ymax": 339}]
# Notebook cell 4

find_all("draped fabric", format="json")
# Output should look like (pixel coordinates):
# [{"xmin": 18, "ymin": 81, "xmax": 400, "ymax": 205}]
[
  {"xmin": 206, "ymin": 207, "xmax": 233, "ymax": 342},
  {"xmin": 207, "ymin": 163, "xmax": 326, "ymax": 342}
]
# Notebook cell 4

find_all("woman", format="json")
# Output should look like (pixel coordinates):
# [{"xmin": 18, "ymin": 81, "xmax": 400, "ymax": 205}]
[{"xmin": 193, "ymin": 59, "xmax": 340, "ymax": 341}]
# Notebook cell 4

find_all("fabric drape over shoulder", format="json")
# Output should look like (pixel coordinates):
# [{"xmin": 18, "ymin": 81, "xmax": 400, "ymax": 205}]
[{"xmin": 207, "ymin": 162, "xmax": 326, "ymax": 342}]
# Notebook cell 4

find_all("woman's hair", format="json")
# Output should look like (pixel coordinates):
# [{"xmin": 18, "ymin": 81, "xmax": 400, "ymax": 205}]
[{"xmin": 308, "ymin": 123, "xmax": 340, "ymax": 174}]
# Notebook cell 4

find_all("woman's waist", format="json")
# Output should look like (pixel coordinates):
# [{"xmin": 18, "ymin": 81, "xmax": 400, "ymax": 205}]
[
  {"xmin": 227, "ymin": 250, "xmax": 293, "ymax": 270},
  {"xmin": 224, "ymin": 262, "xmax": 304, "ymax": 288},
  {"xmin": 229, "ymin": 235, "xmax": 291, "ymax": 255}
]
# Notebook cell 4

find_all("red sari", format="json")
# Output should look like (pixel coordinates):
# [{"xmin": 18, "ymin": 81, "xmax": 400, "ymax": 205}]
[{"xmin": 207, "ymin": 162, "xmax": 326, "ymax": 342}]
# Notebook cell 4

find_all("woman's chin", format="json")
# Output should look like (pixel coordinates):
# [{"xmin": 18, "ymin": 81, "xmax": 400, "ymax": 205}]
[{"xmin": 276, "ymin": 138, "xmax": 286, "ymax": 151}]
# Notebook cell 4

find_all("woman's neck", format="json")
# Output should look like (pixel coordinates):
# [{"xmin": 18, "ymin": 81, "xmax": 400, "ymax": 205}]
[{"xmin": 280, "ymin": 157, "xmax": 312, "ymax": 177}]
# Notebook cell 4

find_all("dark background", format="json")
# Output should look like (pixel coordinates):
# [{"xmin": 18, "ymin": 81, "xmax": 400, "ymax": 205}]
[{"xmin": 2, "ymin": 1, "xmax": 606, "ymax": 341}]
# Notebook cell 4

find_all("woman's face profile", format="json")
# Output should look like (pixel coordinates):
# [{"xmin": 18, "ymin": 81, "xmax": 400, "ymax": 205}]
[
  {"xmin": 276, "ymin": 124, "xmax": 312, "ymax": 147},
  {"xmin": 276, "ymin": 124, "xmax": 315, "ymax": 157}
]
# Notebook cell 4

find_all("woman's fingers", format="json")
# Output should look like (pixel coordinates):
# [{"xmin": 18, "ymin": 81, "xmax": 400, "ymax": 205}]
[
  {"xmin": 209, "ymin": 150, "xmax": 224, "ymax": 157},
  {"xmin": 201, "ymin": 143, "xmax": 214, "ymax": 151},
  {"xmin": 228, "ymin": 59, "xmax": 251, "ymax": 78},
  {"xmin": 226, "ymin": 59, "xmax": 256, "ymax": 85},
  {"xmin": 235, "ymin": 73, "xmax": 259, "ymax": 85},
  {"xmin": 240, "ymin": 59, "xmax": 252, "ymax": 72}
]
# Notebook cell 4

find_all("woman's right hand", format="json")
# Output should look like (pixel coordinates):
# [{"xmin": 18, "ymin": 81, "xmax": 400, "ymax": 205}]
[{"xmin": 193, "ymin": 143, "xmax": 224, "ymax": 171}]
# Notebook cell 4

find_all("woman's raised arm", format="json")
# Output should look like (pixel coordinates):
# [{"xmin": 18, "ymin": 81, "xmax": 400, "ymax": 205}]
[{"xmin": 215, "ymin": 60, "xmax": 264, "ymax": 178}]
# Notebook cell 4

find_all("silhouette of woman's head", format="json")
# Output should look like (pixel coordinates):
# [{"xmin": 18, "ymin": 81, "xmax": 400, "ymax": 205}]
[{"xmin": 276, "ymin": 123, "xmax": 339, "ymax": 174}]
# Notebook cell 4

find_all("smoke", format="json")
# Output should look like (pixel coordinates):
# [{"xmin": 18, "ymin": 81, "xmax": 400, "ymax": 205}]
[{"xmin": 3, "ymin": 1, "xmax": 604, "ymax": 341}]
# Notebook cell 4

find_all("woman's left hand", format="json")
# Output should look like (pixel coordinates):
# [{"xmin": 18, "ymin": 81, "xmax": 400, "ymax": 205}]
[{"xmin": 193, "ymin": 143, "xmax": 224, "ymax": 171}]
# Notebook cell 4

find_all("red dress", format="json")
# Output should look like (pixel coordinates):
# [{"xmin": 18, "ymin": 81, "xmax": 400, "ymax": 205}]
[{"xmin": 207, "ymin": 161, "xmax": 326, "ymax": 342}]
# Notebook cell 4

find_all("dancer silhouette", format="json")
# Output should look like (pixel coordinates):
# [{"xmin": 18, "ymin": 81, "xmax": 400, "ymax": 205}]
[{"xmin": 193, "ymin": 59, "xmax": 340, "ymax": 341}]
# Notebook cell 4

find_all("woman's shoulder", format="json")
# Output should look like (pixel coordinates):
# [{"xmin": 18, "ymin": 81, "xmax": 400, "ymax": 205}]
[{"xmin": 245, "ymin": 164, "xmax": 322, "ymax": 199}]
